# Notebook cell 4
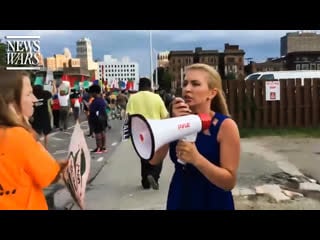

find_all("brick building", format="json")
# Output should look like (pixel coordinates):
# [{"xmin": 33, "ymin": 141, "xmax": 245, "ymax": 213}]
[
  {"xmin": 168, "ymin": 44, "xmax": 245, "ymax": 91},
  {"xmin": 245, "ymin": 31, "xmax": 320, "ymax": 75}
]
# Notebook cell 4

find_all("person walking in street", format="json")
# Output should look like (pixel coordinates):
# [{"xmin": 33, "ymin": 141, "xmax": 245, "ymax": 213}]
[
  {"xmin": 126, "ymin": 77, "xmax": 169, "ymax": 190},
  {"xmin": 30, "ymin": 84, "xmax": 53, "ymax": 149},
  {"xmin": 57, "ymin": 82, "xmax": 71, "ymax": 131},
  {"xmin": 88, "ymin": 85, "xmax": 108, "ymax": 153},
  {"xmin": 52, "ymin": 93, "xmax": 60, "ymax": 129},
  {"xmin": 116, "ymin": 90, "xmax": 128, "ymax": 120},
  {"xmin": 70, "ymin": 89, "xmax": 81, "ymax": 123},
  {"xmin": 0, "ymin": 68, "xmax": 68, "ymax": 210},
  {"xmin": 82, "ymin": 88, "xmax": 94, "ymax": 137},
  {"xmin": 149, "ymin": 63, "xmax": 240, "ymax": 209}
]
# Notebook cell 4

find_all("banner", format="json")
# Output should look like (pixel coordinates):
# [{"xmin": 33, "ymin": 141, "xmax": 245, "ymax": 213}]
[
  {"xmin": 121, "ymin": 113, "xmax": 131, "ymax": 142},
  {"xmin": 62, "ymin": 122, "xmax": 91, "ymax": 210}
]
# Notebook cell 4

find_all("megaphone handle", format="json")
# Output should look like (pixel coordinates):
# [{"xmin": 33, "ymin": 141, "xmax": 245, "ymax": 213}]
[{"xmin": 177, "ymin": 133, "xmax": 197, "ymax": 165}]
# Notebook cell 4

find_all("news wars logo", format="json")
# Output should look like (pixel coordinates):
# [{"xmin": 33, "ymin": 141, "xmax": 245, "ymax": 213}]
[{"xmin": 5, "ymin": 35, "xmax": 41, "ymax": 70}]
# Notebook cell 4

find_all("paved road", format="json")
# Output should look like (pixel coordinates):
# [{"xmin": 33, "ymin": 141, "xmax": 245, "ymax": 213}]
[
  {"xmin": 43, "ymin": 113, "xmax": 124, "ymax": 209},
  {"xmin": 59, "ymin": 139, "xmax": 305, "ymax": 210}
]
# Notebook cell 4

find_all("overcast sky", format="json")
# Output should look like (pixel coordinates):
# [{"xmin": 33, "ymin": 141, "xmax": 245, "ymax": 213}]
[{"xmin": 1, "ymin": 30, "xmax": 318, "ymax": 77}]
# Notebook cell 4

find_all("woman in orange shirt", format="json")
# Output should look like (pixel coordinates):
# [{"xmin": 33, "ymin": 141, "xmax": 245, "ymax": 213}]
[{"xmin": 0, "ymin": 69, "xmax": 68, "ymax": 210}]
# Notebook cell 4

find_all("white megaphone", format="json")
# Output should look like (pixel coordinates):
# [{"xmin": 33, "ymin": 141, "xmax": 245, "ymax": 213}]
[{"xmin": 129, "ymin": 113, "xmax": 211, "ymax": 161}]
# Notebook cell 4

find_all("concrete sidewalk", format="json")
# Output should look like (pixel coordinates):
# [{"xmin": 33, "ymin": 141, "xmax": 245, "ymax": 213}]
[{"xmin": 55, "ymin": 137, "xmax": 320, "ymax": 210}]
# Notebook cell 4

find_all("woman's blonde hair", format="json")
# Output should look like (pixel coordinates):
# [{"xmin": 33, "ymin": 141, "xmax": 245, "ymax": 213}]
[
  {"xmin": 185, "ymin": 63, "xmax": 230, "ymax": 116},
  {"xmin": 0, "ymin": 68, "xmax": 36, "ymax": 135}
]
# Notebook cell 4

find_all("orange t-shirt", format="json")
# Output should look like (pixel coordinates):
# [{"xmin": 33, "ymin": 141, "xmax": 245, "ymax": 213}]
[{"xmin": 0, "ymin": 127, "xmax": 60, "ymax": 210}]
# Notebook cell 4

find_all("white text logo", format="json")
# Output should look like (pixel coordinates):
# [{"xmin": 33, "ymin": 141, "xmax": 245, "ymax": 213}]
[{"xmin": 5, "ymin": 35, "xmax": 40, "ymax": 70}]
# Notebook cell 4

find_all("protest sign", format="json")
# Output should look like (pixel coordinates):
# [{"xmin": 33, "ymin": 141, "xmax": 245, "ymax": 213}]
[
  {"xmin": 121, "ymin": 113, "xmax": 130, "ymax": 142},
  {"xmin": 62, "ymin": 122, "xmax": 91, "ymax": 210}
]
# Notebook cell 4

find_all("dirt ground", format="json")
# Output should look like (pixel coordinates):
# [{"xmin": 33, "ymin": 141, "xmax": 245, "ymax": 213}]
[
  {"xmin": 254, "ymin": 136, "xmax": 320, "ymax": 182},
  {"xmin": 235, "ymin": 195, "xmax": 320, "ymax": 210},
  {"xmin": 235, "ymin": 136, "xmax": 320, "ymax": 210}
]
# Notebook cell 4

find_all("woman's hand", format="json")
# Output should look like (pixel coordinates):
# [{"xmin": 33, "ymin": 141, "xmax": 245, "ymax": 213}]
[
  {"xmin": 176, "ymin": 140, "xmax": 201, "ymax": 165},
  {"xmin": 52, "ymin": 159, "xmax": 69, "ymax": 185},
  {"xmin": 171, "ymin": 97, "xmax": 192, "ymax": 117},
  {"xmin": 58, "ymin": 159, "xmax": 69, "ymax": 173}
]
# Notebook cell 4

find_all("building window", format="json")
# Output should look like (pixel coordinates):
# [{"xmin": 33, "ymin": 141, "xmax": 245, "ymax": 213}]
[
  {"xmin": 310, "ymin": 63, "xmax": 316, "ymax": 70},
  {"xmin": 302, "ymin": 64, "xmax": 309, "ymax": 70},
  {"xmin": 227, "ymin": 57, "xmax": 235, "ymax": 64},
  {"xmin": 317, "ymin": 64, "xmax": 320, "ymax": 70},
  {"xmin": 296, "ymin": 64, "xmax": 301, "ymax": 70}
]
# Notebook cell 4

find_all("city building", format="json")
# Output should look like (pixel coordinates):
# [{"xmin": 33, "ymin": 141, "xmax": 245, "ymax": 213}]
[
  {"xmin": 221, "ymin": 43, "xmax": 245, "ymax": 79},
  {"xmin": 245, "ymin": 31, "xmax": 320, "ymax": 75},
  {"xmin": 168, "ymin": 49, "xmax": 193, "ymax": 90},
  {"xmin": 244, "ymin": 58, "xmax": 285, "ymax": 75},
  {"xmin": 168, "ymin": 44, "xmax": 245, "ymax": 91},
  {"xmin": 280, "ymin": 31, "xmax": 320, "ymax": 56},
  {"xmin": 35, "ymin": 52, "xmax": 44, "ymax": 67},
  {"xmin": 157, "ymin": 51, "xmax": 170, "ymax": 68},
  {"xmin": 44, "ymin": 48, "xmax": 80, "ymax": 71},
  {"xmin": 76, "ymin": 37, "xmax": 98, "ymax": 77},
  {"xmin": 41, "ymin": 48, "xmax": 89, "ymax": 87},
  {"xmin": 97, "ymin": 55, "xmax": 139, "ymax": 90}
]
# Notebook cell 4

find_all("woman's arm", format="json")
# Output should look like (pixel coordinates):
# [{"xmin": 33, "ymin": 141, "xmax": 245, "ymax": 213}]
[
  {"xmin": 51, "ymin": 80, "xmax": 57, "ymax": 95},
  {"xmin": 149, "ymin": 144, "xmax": 169, "ymax": 166},
  {"xmin": 14, "ymin": 127, "xmax": 67, "ymax": 188},
  {"xmin": 176, "ymin": 119, "xmax": 240, "ymax": 190}
]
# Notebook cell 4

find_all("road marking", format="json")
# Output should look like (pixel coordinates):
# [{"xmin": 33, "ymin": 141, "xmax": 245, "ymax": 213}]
[
  {"xmin": 97, "ymin": 157, "xmax": 104, "ymax": 162},
  {"xmin": 111, "ymin": 142, "xmax": 118, "ymax": 146},
  {"xmin": 80, "ymin": 121, "xmax": 88, "ymax": 126},
  {"xmin": 39, "ymin": 120, "xmax": 88, "ymax": 141},
  {"xmin": 53, "ymin": 150, "xmax": 68, "ymax": 154},
  {"xmin": 50, "ymin": 137, "xmax": 65, "ymax": 141}
]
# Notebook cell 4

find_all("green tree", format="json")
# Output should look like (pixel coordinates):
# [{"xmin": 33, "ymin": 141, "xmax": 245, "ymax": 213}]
[
  {"xmin": 0, "ymin": 40, "xmax": 7, "ymax": 66},
  {"xmin": 162, "ymin": 69, "xmax": 172, "ymax": 91},
  {"xmin": 153, "ymin": 67, "xmax": 172, "ymax": 91}
]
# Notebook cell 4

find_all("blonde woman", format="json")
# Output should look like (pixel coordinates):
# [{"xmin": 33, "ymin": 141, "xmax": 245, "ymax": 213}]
[{"xmin": 150, "ymin": 63, "xmax": 240, "ymax": 210}]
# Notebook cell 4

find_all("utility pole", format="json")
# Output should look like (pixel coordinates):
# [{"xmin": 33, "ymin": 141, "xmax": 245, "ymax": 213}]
[
  {"xmin": 153, "ymin": 48, "xmax": 158, "ymax": 90},
  {"xmin": 149, "ymin": 30, "xmax": 154, "ymax": 90}
]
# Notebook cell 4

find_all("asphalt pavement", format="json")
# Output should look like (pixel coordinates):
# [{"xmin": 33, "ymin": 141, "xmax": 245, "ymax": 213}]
[{"xmin": 43, "ymin": 112, "xmax": 124, "ymax": 209}]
